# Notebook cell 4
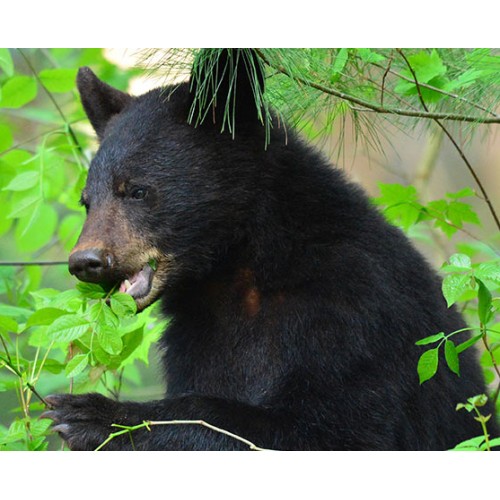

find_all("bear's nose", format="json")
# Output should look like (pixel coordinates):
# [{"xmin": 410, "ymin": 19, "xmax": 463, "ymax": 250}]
[{"xmin": 68, "ymin": 248, "xmax": 113, "ymax": 283}]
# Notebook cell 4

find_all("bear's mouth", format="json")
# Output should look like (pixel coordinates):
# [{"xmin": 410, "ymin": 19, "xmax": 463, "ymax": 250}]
[
  {"xmin": 119, "ymin": 263, "xmax": 155, "ymax": 300},
  {"xmin": 114, "ymin": 255, "xmax": 172, "ymax": 312}
]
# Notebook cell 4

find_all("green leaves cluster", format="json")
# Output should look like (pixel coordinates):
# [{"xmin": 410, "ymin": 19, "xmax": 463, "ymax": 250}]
[
  {"xmin": 373, "ymin": 184, "xmax": 480, "ymax": 237},
  {"xmin": 0, "ymin": 282, "xmax": 166, "ymax": 450},
  {"xmin": 415, "ymin": 254, "xmax": 500, "ymax": 388},
  {"xmin": 0, "ymin": 49, "xmax": 158, "ymax": 451},
  {"xmin": 451, "ymin": 395, "xmax": 500, "ymax": 451}
]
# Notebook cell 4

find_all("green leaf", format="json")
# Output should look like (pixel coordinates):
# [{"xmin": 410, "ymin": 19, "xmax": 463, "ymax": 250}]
[
  {"xmin": 76, "ymin": 282, "xmax": 107, "ymax": 299},
  {"xmin": 58, "ymin": 214, "xmax": 84, "ymax": 251},
  {"xmin": 357, "ymin": 48, "xmax": 385, "ymax": 63},
  {"xmin": 374, "ymin": 183, "xmax": 421, "ymax": 231},
  {"xmin": 449, "ymin": 254, "xmax": 472, "ymax": 270},
  {"xmin": 331, "ymin": 49, "xmax": 349, "ymax": 80},
  {"xmin": 0, "ymin": 304, "xmax": 32, "ymax": 321},
  {"xmin": 29, "ymin": 420, "xmax": 52, "ymax": 441},
  {"xmin": 395, "ymin": 50, "xmax": 447, "ymax": 95},
  {"xmin": 15, "ymin": 204, "xmax": 58, "ymax": 253},
  {"xmin": 0, "ymin": 49, "xmax": 14, "ymax": 77},
  {"xmin": 0, "ymin": 76, "xmax": 37, "ymax": 109},
  {"xmin": 110, "ymin": 293, "xmax": 137, "ymax": 317},
  {"xmin": 475, "ymin": 261, "xmax": 500, "ymax": 285},
  {"xmin": 38, "ymin": 68, "xmax": 77, "ymax": 93},
  {"xmin": 487, "ymin": 437, "xmax": 500, "ymax": 449},
  {"xmin": 0, "ymin": 124, "xmax": 13, "ymax": 152},
  {"xmin": 444, "ymin": 340, "xmax": 460, "ymax": 376},
  {"xmin": 450, "ymin": 435, "xmax": 484, "ymax": 451},
  {"xmin": 456, "ymin": 333, "xmax": 483, "ymax": 354},
  {"xmin": 442, "ymin": 273, "xmax": 471, "ymax": 307},
  {"xmin": 375, "ymin": 183, "xmax": 419, "ymax": 206},
  {"xmin": 65, "ymin": 354, "xmax": 89, "ymax": 378},
  {"xmin": 447, "ymin": 201, "xmax": 480, "ymax": 227},
  {"xmin": 477, "ymin": 279, "xmax": 493, "ymax": 325},
  {"xmin": 88, "ymin": 302, "xmax": 119, "ymax": 329},
  {"xmin": 0, "ymin": 315, "xmax": 18, "ymax": 334},
  {"xmin": 26, "ymin": 308, "xmax": 70, "ymax": 328},
  {"xmin": 6, "ymin": 188, "xmax": 41, "ymax": 219},
  {"xmin": 46, "ymin": 315, "xmax": 90, "ymax": 343},
  {"xmin": 468, "ymin": 394, "xmax": 488, "ymax": 408},
  {"xmin": 37, "ymin": 358, "xmax": 64, "ymax": 374},
  {"xmin": 415, "ymin": 332, "xmax": 445, "ymax": 346},
  {"xmin": 446, "ymin": 187, "xmax": 475, "ymax": 199},
  {"xmin": 97, "ymin": 325, "xmax": 123, "ymax": 355},
  {"xmin": 2, "ymin": 170, "xmax": 39, "ymax": 192},
  {"xmin": 118, "ymin": 325, "xmax": 144, "ymax": 363},
  {"xmin": 417, "ymin": 348, "xmax": 439, "ymax": 384}
]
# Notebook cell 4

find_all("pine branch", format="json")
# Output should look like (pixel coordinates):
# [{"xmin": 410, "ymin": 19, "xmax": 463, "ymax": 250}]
[{"xmin": 255, "ymin": 49, "xmax": 500, "ymax": 125}]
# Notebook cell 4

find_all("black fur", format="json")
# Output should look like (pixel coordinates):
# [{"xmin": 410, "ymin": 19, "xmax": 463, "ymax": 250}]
[{"xmin": 45, "ymin": 49, "xmax": 497, "ymax": 450}]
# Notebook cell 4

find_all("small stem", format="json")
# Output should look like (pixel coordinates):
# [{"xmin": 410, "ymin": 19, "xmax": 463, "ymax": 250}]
[
  {"xmin": 0, "ymin": 354, "xmax": 49, "ymax": 407},
  {"xmin": 473, "ymin": 406, "xmax": 491, "ymax": 451},
  {"xmin": 481, "ymin": 325, "xmax": 500, "ymax": 406},
  {"xmin": 95, "ymin": 419, "xmax": 270, "ymax": 451},
  {"xmin": 0, "ymin": 261, "xmax": 68, "ymax": 267}
]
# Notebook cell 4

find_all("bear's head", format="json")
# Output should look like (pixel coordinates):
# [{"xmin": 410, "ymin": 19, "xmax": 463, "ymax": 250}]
[{"xmin": 68, "ymin": 49, "xmax": 268, "ymax": 311}]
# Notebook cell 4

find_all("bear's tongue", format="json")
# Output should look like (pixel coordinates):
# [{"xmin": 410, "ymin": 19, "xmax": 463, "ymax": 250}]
[{"xmin": 119, "ymin": 264, "xmax": 154, "ymax": 299}]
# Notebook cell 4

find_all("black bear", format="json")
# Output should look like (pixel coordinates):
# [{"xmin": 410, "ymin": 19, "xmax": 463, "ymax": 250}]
[{"xmin": 43, "ymin": 49, "xmax": 497, "ymax": 450}]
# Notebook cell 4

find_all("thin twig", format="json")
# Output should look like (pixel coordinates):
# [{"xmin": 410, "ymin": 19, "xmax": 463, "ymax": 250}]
[
  {"xmin": 380, "ymin": 51, "xmax": 393, "ymax": 108},
  {"xmin": 0, "ymin": 261, "xmax": 68, "ymax": 266},
  {"xmin": 148, "ymin": 420, "xmax": 270, "ymax": 451},
  {"xmin": 396, "ymin": 49, "xmax": 500, "ymax": 233},
  {"xmin": 480, "ymin": 327, "xmax": 500, "ymax": 406},
  {"xmin": 95, "ymin": 419, "xmax": 270, "ymax": 451},
  {"xmin": 0, "ymin": 354, "xmax": 49, "ymax": 406}
]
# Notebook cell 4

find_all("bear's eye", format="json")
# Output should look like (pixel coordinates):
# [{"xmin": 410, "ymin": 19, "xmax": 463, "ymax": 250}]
[{"xmin": 130, "ymin": 186, "xmax": 148, "ymax": 200}]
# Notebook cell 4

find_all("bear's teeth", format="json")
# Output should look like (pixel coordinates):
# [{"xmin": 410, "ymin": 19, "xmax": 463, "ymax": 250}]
[{"xmin": 119, "ymin": 279, "xmax": 132, "ymax": 293}]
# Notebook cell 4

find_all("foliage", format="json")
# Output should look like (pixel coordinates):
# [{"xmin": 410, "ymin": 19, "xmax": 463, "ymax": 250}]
[
  {"xmin": 163, "ymin": 49, "xmax": 500, "ymax": 149},
  {"xmin": 0, "ymin": 49, "xmax": 164, "ymax": 450},
  {"xmin": 0, "ymin": 48, "xmax": 499, "ymax": 451}
]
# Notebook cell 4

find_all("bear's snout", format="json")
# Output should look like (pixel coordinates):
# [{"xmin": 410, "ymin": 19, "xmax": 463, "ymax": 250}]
[{"xmin": 68, "ymin": 247, "xmax": 114, "ymax": 284}]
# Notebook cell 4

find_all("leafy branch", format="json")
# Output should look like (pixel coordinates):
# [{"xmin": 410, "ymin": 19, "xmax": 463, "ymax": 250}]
[
  {"xmin": 395, "ymin": 48, "xmax": 500, "ymax": 232},
  {"xmin": 0, "ymin": 336, "xmax": 49, "ymax": 406},
  {"xmin": 16, "ymin": 49, "xmax": 87, "ymax": 164}
]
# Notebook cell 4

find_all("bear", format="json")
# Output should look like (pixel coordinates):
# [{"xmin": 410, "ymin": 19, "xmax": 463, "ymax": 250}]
[{"xmin": 42, "ymin": 49, "xmax": 497, "ymax": 450}]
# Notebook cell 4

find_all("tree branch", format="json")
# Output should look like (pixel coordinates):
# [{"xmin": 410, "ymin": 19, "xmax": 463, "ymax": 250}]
[
  {"xmin": 396, "ymin": 49, "xmax": 500, "ymax": 232},
  {"xmin": 255, "ymin": 49, "xmax": 500, "ymax": 125}
]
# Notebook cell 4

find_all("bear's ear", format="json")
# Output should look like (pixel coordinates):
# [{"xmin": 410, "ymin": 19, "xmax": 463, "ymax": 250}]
[
  {"xmin": 77, "ymin": 67, "xmax": 132, "ymax": 140},
  {"xmin": 188, "ymin": 49, "xmax": 266, "ymax": 133}
]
